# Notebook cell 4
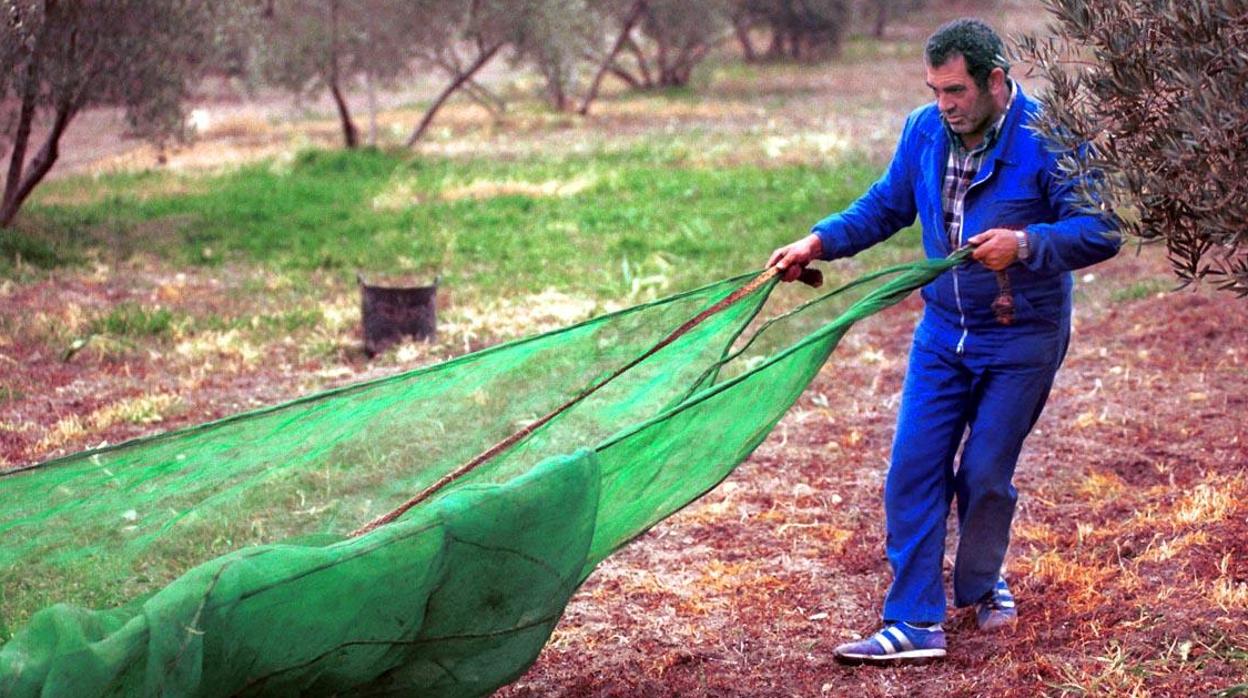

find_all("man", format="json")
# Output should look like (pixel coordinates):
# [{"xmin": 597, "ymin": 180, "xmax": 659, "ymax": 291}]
[{"xmin": 767, "ymin": 18, "xmax": 1119, "ymax": 665}]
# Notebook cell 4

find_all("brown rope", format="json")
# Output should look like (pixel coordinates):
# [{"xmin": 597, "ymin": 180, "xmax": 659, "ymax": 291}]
[
  {"xmin": 992, "ymin": 270, "xmax": 1015, "ymax": 325},
  {"xmin": 957, "ymin": 239, "xmax": 1015, "ymax": 326},
  {"xmin": 349, "ymin": 265, "xmax": 818, "ymax": 538}
]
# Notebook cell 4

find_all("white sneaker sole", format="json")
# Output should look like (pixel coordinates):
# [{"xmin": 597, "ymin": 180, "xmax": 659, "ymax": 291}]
[{"xmin": 834, "ymin": 648, "xmax": 947, "ymax": 666}]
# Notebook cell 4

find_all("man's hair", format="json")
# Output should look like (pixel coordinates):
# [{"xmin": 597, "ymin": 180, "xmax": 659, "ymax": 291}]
[{"xmin": 925, "ymin": 18, "xmax": 1010, "ymax": 89}]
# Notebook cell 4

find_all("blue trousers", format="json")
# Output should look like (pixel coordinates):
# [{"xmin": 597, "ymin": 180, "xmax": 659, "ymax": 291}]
[{"xmin": 882, "ymin": 321, "xmax": 1069, "ymax": 623}]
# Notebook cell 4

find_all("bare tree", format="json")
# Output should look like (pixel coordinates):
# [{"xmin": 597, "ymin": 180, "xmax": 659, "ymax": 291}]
[
  {"xmin": 577, "ymin": 0, "xmax": 647, "ymax": 114},
  {"xmin": 730, "ymin": 1, "xmax": 762, "ymax": 61},
  {"xmin": 252, "ymin": 0, "xmax": 414, "ymax": 148},
  {"xmin": 864, "ymin": 0, "xmax": 922, "ymax": 39},
  {"xmin": 513, "ymin": 0, "xmax": 595, "ymax": 112},
  {"xmin": 404, "ymin": 0, "xmax": 542, "ymax": 146},
  {"xmin": 0, "ymin": 0, "xmax": 217, "ymax": 227},
  {"xmin": 594, "ymin": 0, "xmax": 731, "ymax": 89},
  {"xmin": 736, "ymin": 0, "xmax": 848, "ymax": 62}
]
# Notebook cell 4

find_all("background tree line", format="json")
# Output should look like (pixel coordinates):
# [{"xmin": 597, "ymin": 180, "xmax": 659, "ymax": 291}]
[
  {"xmin": 2, "ymin": 0, "xmax": 1243, "ymax": 298},
  {"xmin": 3, "ymin": 0, "xmax": 922, "ymax": 227}
]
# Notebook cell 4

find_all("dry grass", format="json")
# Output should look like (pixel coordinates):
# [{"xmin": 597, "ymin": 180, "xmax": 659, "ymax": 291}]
[
  {"xmin": 33, "ymin": 392, "xmax": 183, "ymax": 453},
  {"xmin": 173, "ymin": 329, "xmax": 263, "ymax": 363},
  {"xmin": 438, "ymin": 174, "xmax": 599, "ymax": 202},
  {"xmin": 371, "ymin": 173, "xmax": 600, "ymax": 211},
  {"xmin": 438, "ymin": 288, "xmax": 622, "ymax": 353}
]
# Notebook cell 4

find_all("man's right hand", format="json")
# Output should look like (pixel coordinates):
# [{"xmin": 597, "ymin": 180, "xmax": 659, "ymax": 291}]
[{"xmin": 767, "ymin": 234, "xmax": 824, "ymax": 283}]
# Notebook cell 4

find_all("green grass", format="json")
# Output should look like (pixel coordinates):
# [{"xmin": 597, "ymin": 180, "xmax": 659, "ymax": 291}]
[
  {"xmin": 0, "ymin": 226, "xmax": 78, "ymax": 274},
  {"xmin": 88, "ymin": 304, "xmax": 177, "ymax": 339},
  {"xmin": 195, "ymin": 308, "xmax": 324, "ymax": 335},
  {"xmin": 1110, "ymin": 278, "xmax": 1174, "ymax": 303},
  {"xmin": 17, "ymin": 146, "xmax": 916, "ymax": 300}
]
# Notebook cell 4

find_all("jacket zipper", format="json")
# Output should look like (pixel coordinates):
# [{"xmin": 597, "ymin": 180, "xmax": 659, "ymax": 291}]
[
  {"xmin": 952, "ymin": 166, "xmax": 994, "ymax": 355},
  {"xmin": 953, "ymin": 269, "xmax": 968, "ymax": 354}
]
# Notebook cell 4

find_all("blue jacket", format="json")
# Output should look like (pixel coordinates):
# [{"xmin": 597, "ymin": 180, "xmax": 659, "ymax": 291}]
[{"xmin": 811, "ymin": 85, "xmax": 1120, "ymax": 353}]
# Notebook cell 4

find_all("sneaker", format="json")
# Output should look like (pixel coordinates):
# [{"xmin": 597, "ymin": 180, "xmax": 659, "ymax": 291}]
[
  {"xmin": 833, "ymin": 622, "xmax": 947, "ymax": 666},
  {"xmin": 976, "ymin": 575, "xmax": 1018, "ymax": 632}
]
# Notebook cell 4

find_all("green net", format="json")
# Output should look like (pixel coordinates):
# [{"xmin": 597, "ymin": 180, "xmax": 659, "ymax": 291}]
[{"xmin": 0, "ymin": 254, "xmax": 962, "ymax": 697}]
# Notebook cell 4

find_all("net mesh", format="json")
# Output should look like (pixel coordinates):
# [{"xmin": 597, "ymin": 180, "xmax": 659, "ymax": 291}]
[{"xmin": 0, "ymin": 254, "xmax": 961, "ymax": 697}]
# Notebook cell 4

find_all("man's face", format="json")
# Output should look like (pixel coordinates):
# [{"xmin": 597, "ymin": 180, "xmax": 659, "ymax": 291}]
[{"xmin": 925, "ymin": 53, "xmax": 1002, "ymax": 146}]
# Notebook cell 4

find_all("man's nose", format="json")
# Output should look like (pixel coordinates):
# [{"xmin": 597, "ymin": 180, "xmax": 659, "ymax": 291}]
[{"xmin": 938, "ymin": 93, "xmax": 954, "ymax": 112}]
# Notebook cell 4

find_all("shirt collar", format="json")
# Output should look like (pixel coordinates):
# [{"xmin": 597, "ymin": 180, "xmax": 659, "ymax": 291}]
[{"xmin": 947, "ymin": 78, "xmax": 1016, "ymax": 155}]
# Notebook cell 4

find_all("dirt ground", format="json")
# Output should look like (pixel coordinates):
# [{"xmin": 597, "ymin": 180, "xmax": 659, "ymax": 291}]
[
  {"xmin": 491, "ymin": 249, "xmax": 1248, "ymax": 697},
  {"xmin": 4, "ymin": 244, "xmax": 1243, "ymax": 697},
  {"xmin": 2, "ymin": 0, "xmax": 1246, "ymax": 694}
]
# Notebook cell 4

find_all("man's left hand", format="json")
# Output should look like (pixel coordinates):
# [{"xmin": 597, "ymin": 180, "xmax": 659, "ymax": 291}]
[{"xmin": 968, "ymin": 228, "xmax": 1019, "ymax": 271}]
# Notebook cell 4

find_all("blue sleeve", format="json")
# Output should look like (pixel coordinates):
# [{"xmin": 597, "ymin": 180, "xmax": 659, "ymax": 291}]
[
  {"xmin": 810, "ymin": 113, "xmax": 919, "ymax": 260},
  {"xmin": 1022, "ymin": 149, "xmax": 1122, "ymax": 274}
]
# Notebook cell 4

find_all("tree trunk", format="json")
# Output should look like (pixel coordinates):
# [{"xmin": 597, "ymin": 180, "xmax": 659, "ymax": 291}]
[
  {"xmin": 624, "ymin": 37, "xmax": 654, "ymax": 88},
  {"xmin": 462, "ymin": 80, "xmax": 507, "ymax": 119},
  {"xmin": 328, "ymin": 79, "xmax": 359, "ymax": 148},
  {"xmin": 579, "ymin": 0, "xmax": 645, "ymax": 115},
  {"xmin": 365, "ymin": 70, "xmax": 378, "ymax": 146},
  {"xmin": 406, "ymin": 43, "xmax": 503, "ymax": 147},
  {"xmin": 327, "ymin": 0, "xmax": 358, "ymax": 148},
  {"xmin": 607, "ymin": 64, "xmax": 643, "ymax": 89},
  {"xmin": 546, "ymin": 66, "xmax": 568, "ymax": 112},
  {"xmin": 669, "ymin": 41, "xmax": 711, "ymax": 86},
  {"xmin": 766, "ymin": 29, "xmax": 785, "ymax": 60},
  {"xmin": 667, "ymin": 42, "xmax": 693, "ymax": 86},
  {"xmin": 734, "ymin": 17, "xmax": 757, "ymax": 62},
  {"xmin": 873, "ymin": 0, "xmax": 888, "ymax": 39},
  {"xmin": 655, "ymin": 32, "xmax": 673, "ymax": 86},
  {"xmin": 0, "ymin": 100, "xmax": 75, "ymax": 228},
  {"xmin": 1, "ymin": 41, "xmax": 45, "ymax": 228}
]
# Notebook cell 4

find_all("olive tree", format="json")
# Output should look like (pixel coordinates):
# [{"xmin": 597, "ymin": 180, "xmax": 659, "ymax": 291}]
[
  {"xmin": 513, "ymin": 0, "xmax": 595, "ymax": 112},
  {"xmin": 519, "ymin": 0, "xmax": 647, "ymax": 115},
  {"xmin": 254, "ymin": 0, "xmax": 610, "ymax": 146},
  {"xmin": 251, "ymin": 0, "xmax": 415, "ymax": 148},
  {"xmin": 862, "ymin": 0, "xmax": 925, "ymax": 40},
  {"xmin": 404, "ymin": 0, "xmax": 567, "ymax": 145},
  {"xmin": 732, "ymin": 0, "xmax": 848, "ymax": 62},
  {"xmin": 517, "ymin": 0, "xmax": 731, "ymax": 114},
  {"xmin": 1016, "ymin": 0, "xmax": 1248, "ymax": 295},
  {"xmin": 0, "ymin": 0, "xmax": 218, "ymax": 227},
  {"xmin": 570, "ymin": 0, "xmax": 645, "ymax": 114},
  {"xmin": 595, "ymin": 0, "xmax": 731, "ymax": 90}
]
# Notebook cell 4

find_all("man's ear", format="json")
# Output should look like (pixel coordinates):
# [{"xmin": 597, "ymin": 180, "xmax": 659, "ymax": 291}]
[{"xmin": 989, "ymin": 67, "xmax": 1007, "ymax": 95}]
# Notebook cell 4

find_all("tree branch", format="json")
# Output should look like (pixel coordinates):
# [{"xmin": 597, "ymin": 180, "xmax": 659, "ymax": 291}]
[
  {"xmin": 406, "ymin": 42, "xmax": 504, "ymax": 147},
  {"xmin": 578, "ymin": 0, "xmax": 646, "ymax": 115},
  {"xmin": 327, "ymin": 0, "xmax": 359, "ymax": 148},
  {"xmin": 1, "ymin": 99, "xmax": 75, "ymax": 227},
  {"xmin": 2, "ymin": 51, "xmax": 40, "ymax": 220}
]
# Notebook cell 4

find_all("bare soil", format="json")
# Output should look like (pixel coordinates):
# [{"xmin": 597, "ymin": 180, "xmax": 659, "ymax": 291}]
[
  {"xmin": 3, "ymin": 247, "xmax": 1244, "ymax": 697},
  {"xmin": 495, "ymin": 251, "xmax": 1248, "ymax": 697}
]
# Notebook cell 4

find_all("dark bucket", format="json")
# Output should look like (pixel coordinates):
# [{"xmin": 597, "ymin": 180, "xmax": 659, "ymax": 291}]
[{"xmin": 358, "ymin": 273, "xmax": 438, "ymax": 357}]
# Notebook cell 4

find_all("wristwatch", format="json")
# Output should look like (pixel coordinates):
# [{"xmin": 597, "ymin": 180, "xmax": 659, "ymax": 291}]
[{"xmin": 1014, "ymin": 229, "xmax": 1031, "ymax": 261}]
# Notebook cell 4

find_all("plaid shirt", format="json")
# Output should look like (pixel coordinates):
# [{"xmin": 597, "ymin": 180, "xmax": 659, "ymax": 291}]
[{"xmin": 942, "ymin": 80, "xmax": 1016, "ymax": 249}]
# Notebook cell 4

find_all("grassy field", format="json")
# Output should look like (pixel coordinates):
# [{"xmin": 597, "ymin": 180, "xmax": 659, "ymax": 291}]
[
  {"xmin": 1, "ymin": 143, "xmax": 921, "ymax": 389},
  {"xmin": 14, "ymin": 147, "xmax": 917, "ymax": 296}
]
